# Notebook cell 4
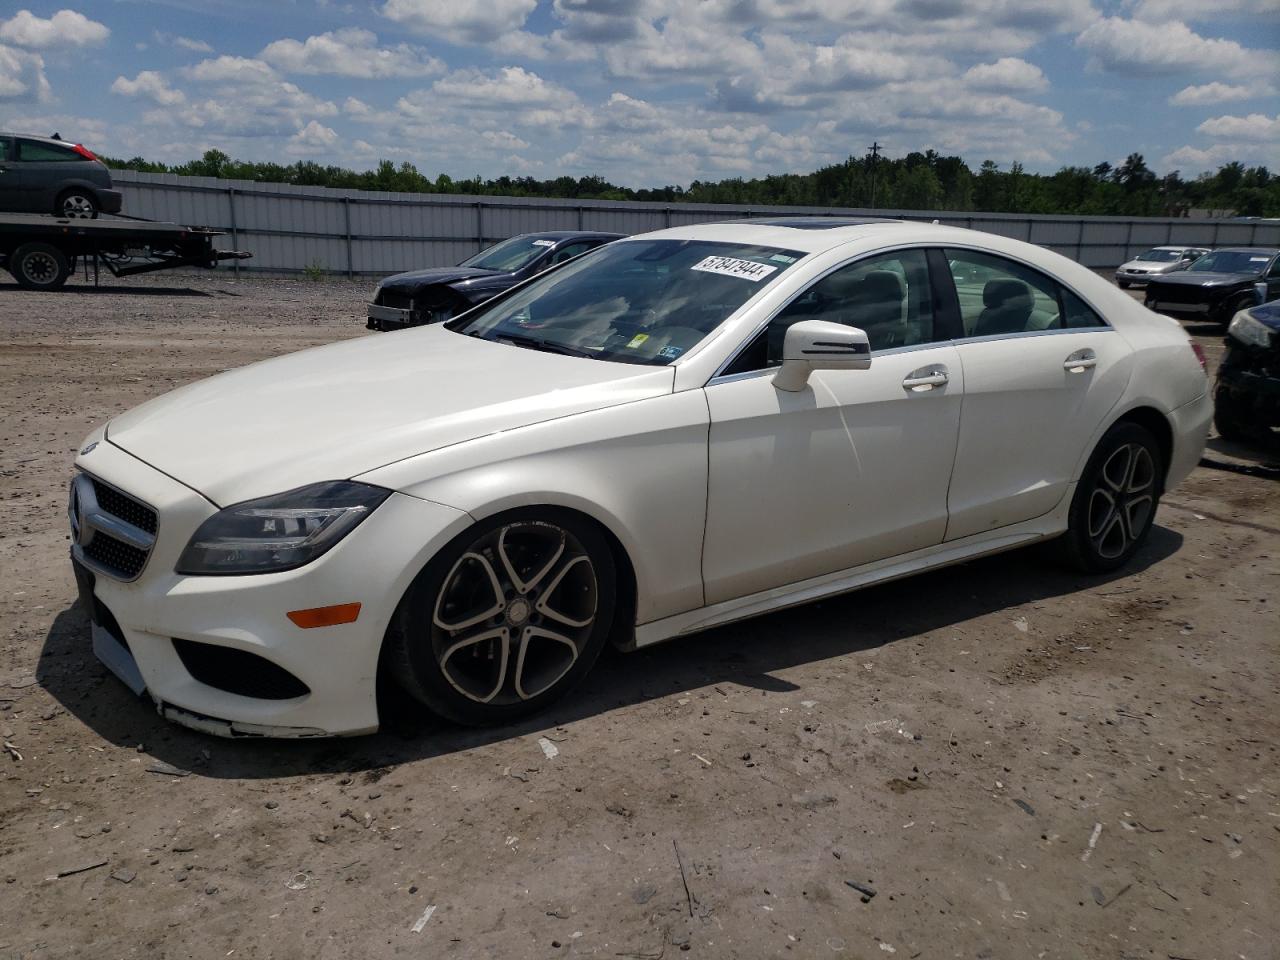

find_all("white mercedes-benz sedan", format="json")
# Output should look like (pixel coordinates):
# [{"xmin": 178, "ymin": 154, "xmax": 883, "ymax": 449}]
[{"xmin": 68, "ymin": 218, "xmax": 1211, "ymax": 737}]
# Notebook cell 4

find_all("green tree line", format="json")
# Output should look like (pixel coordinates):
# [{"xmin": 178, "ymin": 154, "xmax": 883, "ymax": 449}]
[{"xmin": 103, "ymin": 148, "xmax": 1280, "ymax": 218}]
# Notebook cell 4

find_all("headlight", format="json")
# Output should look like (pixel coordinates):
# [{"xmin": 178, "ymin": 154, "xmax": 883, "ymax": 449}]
[
  {"xmin": 1227, "ymin": 310, "xmax": 1274, "ymax": 350},
  {"xmin": 176, "ymin": 481, "xmax": 391, "ymax": 575}
]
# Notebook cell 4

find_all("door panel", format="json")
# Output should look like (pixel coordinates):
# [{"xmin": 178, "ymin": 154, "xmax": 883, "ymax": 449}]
[
  {"xmin": 945, "ymin": 330, "xmax": 1132, "ymax": 540},
  {"xmin": 702, "ymin": 345, "xmax": 963, "ymax": 604}
]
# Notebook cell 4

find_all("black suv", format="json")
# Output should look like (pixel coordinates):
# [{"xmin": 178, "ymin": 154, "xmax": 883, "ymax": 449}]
[
  {"xmin": 368, "ymin": 231, "xmax": 623, "ymax": 331},
  {"xmin": 0, "ymin": 133, "xmax": 123, "ymax": 218},
  {"xmin": 1144, "ymin": 247, "xmax": 1280, "ymax": 325},
  {"xmin": 1215, "ymin": 296, "xmax": 1280, "ymax": 442}
]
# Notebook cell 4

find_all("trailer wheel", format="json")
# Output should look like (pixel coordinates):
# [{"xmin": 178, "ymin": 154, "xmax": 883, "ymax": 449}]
[
  {"xmin": 9, "ymin": 243, "xmax": 71, "ymax": 290},
  {"xmin": 57, "ymin": 190, "xmax": 99, "ymax": 219}
]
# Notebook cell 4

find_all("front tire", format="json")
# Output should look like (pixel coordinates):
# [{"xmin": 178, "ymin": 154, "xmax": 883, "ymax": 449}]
[
  {"xmin": 1213, "ymin": 384, "xmax": 1255, "ymax": 441},
  {"xmin": 385, "ymin": 509, "xmax": 616, "ymax": 726},
  {"xmin": 1117, "ymin": 280, "xmax": 1130, "ymax": 289},
  {"xmin": 1058, "ymin": 422, "xmax": 1163, "ymax": 573}
]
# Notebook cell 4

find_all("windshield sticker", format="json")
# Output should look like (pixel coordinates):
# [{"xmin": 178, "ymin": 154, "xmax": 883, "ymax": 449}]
[
  {"xmin": 658, "ymin": 345, "xmax": 684, "ymax": 359},
  {"xmin": 626, "ymin": 333, "xmax": 650, "ymax": 349},
  {"xmin": 1249, "ymin": 256, "xmax": 1268, "ymax": 262},
  {"xmin": 531, "ymin": 239, "xmax": 556, "ymax": 247},
  {"xmin": 770, "ymin": 254, "xmax": 797, "ymax": 264},
  {"xmin": 691, "ymin": 256, "xmax": 778, "ymax": 282}
]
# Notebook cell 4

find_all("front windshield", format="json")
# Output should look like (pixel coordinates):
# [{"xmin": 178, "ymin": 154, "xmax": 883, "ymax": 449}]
[
  {"xmin": 450, "ymin": 239, "xmax": 806, "ymax": 365},
  {"xmin": 1186, "ymin": 250, "xmax": 1273, "ymax": 274},
  {"xmin": 459, "ymin": 235, "xmax": 555, "ymax": 272},
  {"xmin": 1136, "ymin": 249, "xmax": 1182, "ymax": 263}
]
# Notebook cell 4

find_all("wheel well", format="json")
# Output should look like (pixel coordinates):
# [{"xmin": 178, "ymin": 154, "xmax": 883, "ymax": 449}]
[{"xmin": 1114, "ymin": 406, "xmax": 1173, "ymax": 487}]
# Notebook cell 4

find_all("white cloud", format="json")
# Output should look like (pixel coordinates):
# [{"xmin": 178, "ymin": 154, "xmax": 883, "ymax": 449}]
[
  {"xmin": 1196, "ymin": 112, "xmax": 1280, "ymax": 142},
  {"xmin": 286, "ymin": 120, "xmax": 340, "ymax": 154},
  {"xmin": 962, "ymin": 57, "xmax": 1047, "ymax": 93},
  {"xmin": 480, "ymin": 129, "xmax": 530, "ymax": 150},
  {"xmin": 404, "ymin": 66, "xmax": 583, "ymax": 119},
  {"xmin": 0, "ymin": 111, "xmax": 109, "ymax": 148},
  {"xmin": 161, "ymin": 57, "xmax": 339, "ymax": 139},
  {"xmin": 261, "ymin": 27, "xmax": 445, "ymax": 79},
  {"xmin": 0, "ymin": 9, "xmax": 109, "ymax": 49},
  {"xmin": 1169, "ymin": 82, "xmax": 1259, "ymax": 106},
  {"xmin": 111, "ymin": 71, "xmax": 185, "ymax": 106},
  {"xmin": 379, "ymin": 0, "xmax": 538, "ymax": 44},
  {"xmin": 174, "ymin": 36, "xmax": 213, "ymax": 53},
  {"xmin": 1127, "ymin": 0, "xmax": 1280, "ymax": 22},
  {"xmin": 1162, "ymin": 141, "xmax": 1278, "ymax": 173},
  {"xmin": 1075, "ymin": 18, "xmax": 1278, "ymax": 80},
  {"xmin": 0, "ymin": 43, "xmax": 49, "ymax": 101}
]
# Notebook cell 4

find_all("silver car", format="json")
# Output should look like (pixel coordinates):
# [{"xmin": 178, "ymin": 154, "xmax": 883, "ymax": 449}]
[
  {"xmin": 0, "ymin": 132, "xmax": 123, "ymax": 218},
  {"xmin": 1115, "ymin": 246, "xmax": 1208, "ymax": 288}
]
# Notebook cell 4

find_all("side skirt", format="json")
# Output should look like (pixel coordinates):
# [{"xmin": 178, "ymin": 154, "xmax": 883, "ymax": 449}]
[{"xmin": 633, "ymin": 497, "xmax": 1073, "ymax": 649}]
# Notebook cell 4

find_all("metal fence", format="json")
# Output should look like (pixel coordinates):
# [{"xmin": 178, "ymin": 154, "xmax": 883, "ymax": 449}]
[{"xmin": 111, "ymin": 169, "xmax": 1280, "ymax": 277}]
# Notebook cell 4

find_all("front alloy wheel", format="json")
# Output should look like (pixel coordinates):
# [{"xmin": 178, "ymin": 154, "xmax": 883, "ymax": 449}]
[
  {"xmin": 1059, "ymin": 421, "xmax": 1163, "ymax": 573},
  {"xmin": 387, "ymin": 510, "xmax": 616, "ymax": 726}
]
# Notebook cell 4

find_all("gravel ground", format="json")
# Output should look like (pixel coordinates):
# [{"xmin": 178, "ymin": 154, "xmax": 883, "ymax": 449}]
[{"xmin": 0, "ymin": 273, "xmax": 1277, "ymax": 960}]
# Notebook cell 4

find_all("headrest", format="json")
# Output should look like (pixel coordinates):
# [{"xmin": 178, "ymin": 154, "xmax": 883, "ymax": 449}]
[
  {"xmin": 860, "ymin": 270, "xmax": 905, "ymax": 300},
  {"xmin": 983, "ymin": 278, "xmax": 1032, "ymax": 308}
]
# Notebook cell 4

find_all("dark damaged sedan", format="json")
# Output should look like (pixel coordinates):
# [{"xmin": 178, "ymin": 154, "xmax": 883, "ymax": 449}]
[
  {"xmin": 367, "ymin": 230, "xmax": 622, "ymax": 330},
  {"xmin": 1214, "ymin": 297, "xmax": 1280, "ymax": 442},
  {"xmin": 1144, "ymin": 247, "xmax": 1280, "ymax": 325}
]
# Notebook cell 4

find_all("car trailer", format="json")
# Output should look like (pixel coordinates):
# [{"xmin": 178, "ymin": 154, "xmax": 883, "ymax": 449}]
[{"xmin": 0, "ymin": 213, "xmax": 251, "ymax": 290}]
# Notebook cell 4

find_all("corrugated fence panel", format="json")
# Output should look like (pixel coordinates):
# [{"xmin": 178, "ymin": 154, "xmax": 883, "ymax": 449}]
[{"xmin": 107, "ymin": 170, "xmax": 1280, "ymax": 275}]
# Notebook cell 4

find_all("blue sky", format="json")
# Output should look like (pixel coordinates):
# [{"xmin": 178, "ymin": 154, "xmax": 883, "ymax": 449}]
[{"xmin": 1, "ymin": 1, "xmax": 1277, "ymax": 187}]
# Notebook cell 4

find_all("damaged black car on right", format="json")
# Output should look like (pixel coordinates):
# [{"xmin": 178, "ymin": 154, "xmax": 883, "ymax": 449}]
[
  {"xmin": 1214, "ymin": 295, "xmax": 1280, "ymax": 443},
  {"xmin": 1144, "ymin": 247, "xmax": 1280, "ymax": 325}
]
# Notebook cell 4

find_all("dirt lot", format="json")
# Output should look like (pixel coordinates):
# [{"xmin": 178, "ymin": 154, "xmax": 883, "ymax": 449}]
[{"xmin": 1, "ymin": 273, "xmax": 1277, "ymax": 960}]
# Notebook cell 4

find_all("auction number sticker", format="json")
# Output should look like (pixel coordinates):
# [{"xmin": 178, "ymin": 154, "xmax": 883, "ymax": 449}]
[
  {"xmin": 691, "ymin": 256, "xmax": 778, "ymax": 282},
  {"xmin": 532, "ymin": 239, "xmax": 556, "ymax": 247}
]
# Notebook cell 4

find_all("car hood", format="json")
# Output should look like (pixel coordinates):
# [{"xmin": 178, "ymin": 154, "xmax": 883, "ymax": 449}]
[
  {"xmin": 1119, "ymin": 260, "xmax": 1177, "ymax": 273},
  {"xmin": 106, "ymin": 326, "xmax": 675, "ymax": 506},
  {"xmin": 379, "ymin": 266, "xmax": 501, "ymax": 290},
  {"xmin": 1149, "ymin": 271, "xmax": 1256, "ymax": 288}
]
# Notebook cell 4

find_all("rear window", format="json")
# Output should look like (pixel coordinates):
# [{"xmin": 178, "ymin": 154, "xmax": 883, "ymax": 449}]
[{"xmin": 18, "ymin": 139, "xmax": 80, "ymax": 162}]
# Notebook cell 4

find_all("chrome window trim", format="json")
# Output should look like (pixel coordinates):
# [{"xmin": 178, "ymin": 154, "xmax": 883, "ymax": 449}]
[{"xmin": 708, "ymin": 241, "xmax": 1115, "ymax": 384}]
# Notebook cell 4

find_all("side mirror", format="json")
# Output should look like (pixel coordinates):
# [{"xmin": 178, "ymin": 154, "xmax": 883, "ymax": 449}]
[
  {"xmin": 772, "ymin": 319, "xmax": 871, "ymax": 392},
  {"xmin": 1255, "ymin": 281, "xmax": 1268, "ymax": 305}
]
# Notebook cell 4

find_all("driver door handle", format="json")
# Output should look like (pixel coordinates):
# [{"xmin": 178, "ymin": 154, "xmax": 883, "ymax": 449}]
[
  {"xmin": 902, "ymin": 364, "xmax": 950, "ymax": 392},
  {"xmin": 1064, "ymin": 348, "xmax": 1098, "ymax": 372}
]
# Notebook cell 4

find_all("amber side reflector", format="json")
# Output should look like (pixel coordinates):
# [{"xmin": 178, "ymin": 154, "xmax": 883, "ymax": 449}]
[{"xmin": 287, "ymin": 602, "xmax": 361, "ymax": 629}]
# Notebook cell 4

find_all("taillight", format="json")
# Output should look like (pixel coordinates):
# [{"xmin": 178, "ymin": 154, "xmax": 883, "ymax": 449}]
[
  {"xmin": 71, "ymin": 143, "xmax": 99, "ymax": 162},
  {"xmin": 1190, "ymin": 342, "xmax": 1207, "ymax": 374}
]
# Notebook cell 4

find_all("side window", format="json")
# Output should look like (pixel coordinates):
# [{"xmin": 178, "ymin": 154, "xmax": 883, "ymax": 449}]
[
  {"xmin": 1267, "ymin": 257, "xmax": 1280, "ymax": 279},
  {"xmin": 723, "ymin": 249, "xmax": 937, "ymax": 374},
  {"xmin": 945, "ymin": 248, "xmax": 1104, "ymax": 336},
  {"xmin": 549, "ymin": 241, "xmax": 592, "ymax": 265},
  {"xmin": 18, "ymin": 139, "xmax": 79, "ymax": 162},
  {"xmin": 0, "ymin": 139, "xmax": 9, "ymax": 162}
]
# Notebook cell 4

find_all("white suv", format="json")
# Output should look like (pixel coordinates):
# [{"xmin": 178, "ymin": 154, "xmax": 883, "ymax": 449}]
[{"xmin": 1115, "ymin": 246, "xmax": 1208, "ymax": 288}]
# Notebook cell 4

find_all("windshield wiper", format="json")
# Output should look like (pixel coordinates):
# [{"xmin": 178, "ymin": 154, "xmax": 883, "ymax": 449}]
[{"xmin": 495, "ymin": 333, "xmax": 594, "ymax": 358}]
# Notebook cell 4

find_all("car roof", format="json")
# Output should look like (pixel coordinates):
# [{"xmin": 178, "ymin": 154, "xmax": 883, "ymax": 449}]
[
  {"xmin": 1209, "ymin": 247, "xmax": 1280, "ymax": 254},
  {"xmin": 621, "ymin": 218, "xmax": 958, "ymax": 255},
  {"xmin": 0, "ymin": 132, "xmax": 74, "ymax": 144},
  {"xmin": 517, "ymin": 230, "xmax": 626, "ymax": 242}
]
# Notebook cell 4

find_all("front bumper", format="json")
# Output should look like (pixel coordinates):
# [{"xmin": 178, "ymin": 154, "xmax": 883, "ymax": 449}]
[
  {"xmin": 69, "ymin": 437, "xmax": 471, "ymax": 737},
  {"xmin": 367, "ymin": 302, "xmax": 413, "ymax": 331},
  {"xmin": 98, "ymin": 188, "xmax": 124, "ymax": 214},
  {"xmin": 1116, "ymin": 270, "xmax": 1162, "ymax": 285}
]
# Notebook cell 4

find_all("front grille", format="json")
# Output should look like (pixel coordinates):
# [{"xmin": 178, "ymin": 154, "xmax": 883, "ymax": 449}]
[
  {"xmin": 172, "ymin": 638, "xmax": 311, "ymax": 700},
  {"xmin": 70, "ymin": 474, "xmax": 158, "ymax": 581},
  {"xmin": 378, "ymin": 290, "xmax": 414, "ymax": 310},
  {"xmin": 91, "ymin": 479, "xmax": 158, "ymax": 534}
]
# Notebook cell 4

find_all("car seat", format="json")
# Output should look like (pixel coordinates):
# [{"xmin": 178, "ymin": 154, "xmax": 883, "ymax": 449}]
[{"xmin": 974, "ymin": 278, "xmax": 1034, "ymax": 336}]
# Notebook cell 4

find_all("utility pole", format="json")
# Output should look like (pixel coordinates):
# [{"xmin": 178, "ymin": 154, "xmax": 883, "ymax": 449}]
[{"xmin": 867, "ymin": 141, "xmax": 881, "ymax": 209}]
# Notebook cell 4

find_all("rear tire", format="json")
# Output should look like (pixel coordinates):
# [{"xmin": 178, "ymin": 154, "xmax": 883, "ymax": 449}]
[
  {"xmin": 9, "ymin": 242, "xmax": 71, "ymax": 290},
  {"xmin": 1058, "ymin": 421, "xmax": 1163, "ymax": 573},
  {"xmin": 385, "ymin": 508, "xmax": 617, "ymax": 727},
  {"xmin": 57, "ymin": 190, "xmax": 99, "ymax": 219}
]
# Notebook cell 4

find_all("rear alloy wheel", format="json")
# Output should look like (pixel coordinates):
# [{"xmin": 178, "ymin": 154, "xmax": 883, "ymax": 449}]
[
  {"xmin": 9, "ymin": 242, "xmax": 71, "ymax": 290},
  {"xmin": 58, "ymin": 190, "xmax": 99, "ymax": 219},
  {"xmin": 387, "ymin": 510, "xmax": 616, "ymax": 726},
  {"xmin": 1059, "ymin": 422, "xmax": 1162, "ymax": 573}
]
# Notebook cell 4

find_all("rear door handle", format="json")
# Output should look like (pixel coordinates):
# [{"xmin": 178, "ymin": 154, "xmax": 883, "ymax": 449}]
[
  {"xmin": 902, "ymin": 364, "xmax": 949, "ymax": 392},
  {"xmin": 1064, "ymin": 348, "xmax": 1097, "ymax": 372}
]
